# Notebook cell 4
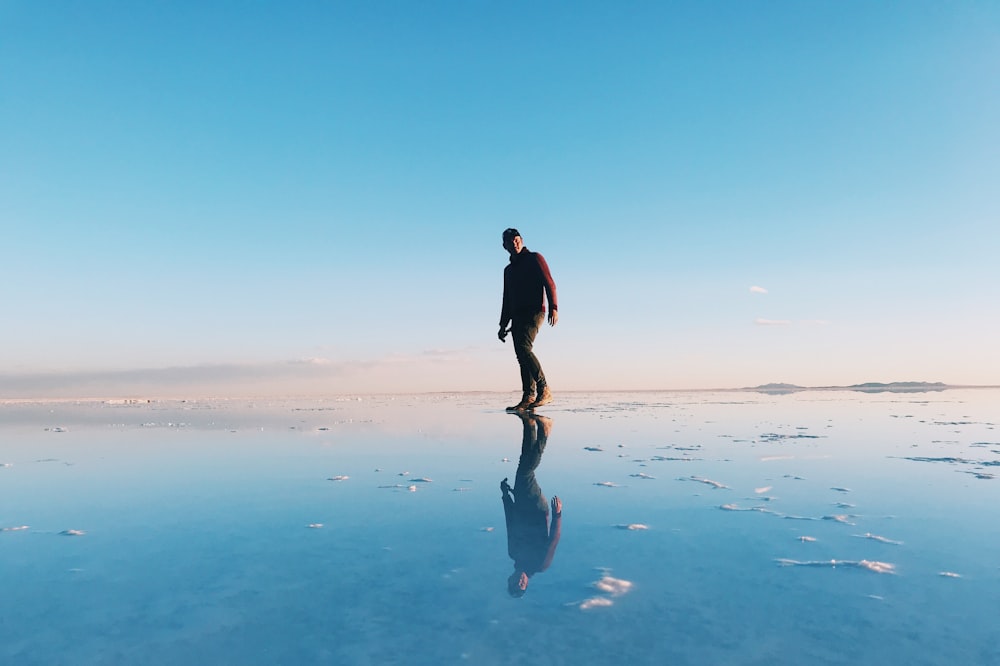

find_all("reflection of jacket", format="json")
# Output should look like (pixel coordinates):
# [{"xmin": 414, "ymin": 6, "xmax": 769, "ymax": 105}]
[
  {"xmin": 503, "ymin": 493, "xmax": 561, "ymax": 576},
  {"xmin": 500, "ymin": 248, "xmax": 557, "ymax": 325}
]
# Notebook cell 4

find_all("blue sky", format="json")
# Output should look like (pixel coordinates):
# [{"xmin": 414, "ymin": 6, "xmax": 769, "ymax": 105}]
[{"xmin": 2, "ymin": 1, "xmax": 998, "ymax": 397}]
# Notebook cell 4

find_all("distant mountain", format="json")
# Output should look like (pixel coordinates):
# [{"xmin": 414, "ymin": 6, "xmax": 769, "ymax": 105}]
[
  {"xmin": 848, "ymin": 382, "xmax": 946, "ymax": 389},
  {"xmin": 847, "ymin": 381, "xmax": 948, "ymax": 393},
  {"xmin": 745, "ymin": 382, "xmax": 807, "ymax": 395},
  {"xmin": 745, "ymin": 381, "xmax": 949, "ymax": 394}
]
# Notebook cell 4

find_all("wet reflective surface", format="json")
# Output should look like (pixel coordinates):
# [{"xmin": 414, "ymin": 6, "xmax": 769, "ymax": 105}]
[{"xmin": 2, "ymin": 390, "xmax": 999, "ymax": 664}]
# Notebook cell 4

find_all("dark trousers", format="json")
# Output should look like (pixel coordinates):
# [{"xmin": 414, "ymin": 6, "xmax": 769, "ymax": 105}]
[
  {"xmin": 514, "ymin": 415, "xmax": 549, "ymax": 513},
  {"xmin": 512, "ymin": 312, "xmax": 546, "ymax": 396}
]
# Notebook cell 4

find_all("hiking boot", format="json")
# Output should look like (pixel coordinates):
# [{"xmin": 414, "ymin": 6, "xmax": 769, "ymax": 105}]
[
  {"xmin": 506, "ymin": 394, "xmax": 534, "ymax": 412},
  {"xmin": 529, "ymin": 386, "xmax": 553, "ymax": 408}
]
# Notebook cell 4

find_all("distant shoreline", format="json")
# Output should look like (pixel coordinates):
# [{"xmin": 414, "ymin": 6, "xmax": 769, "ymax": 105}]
[
  {"xmin": 732, "ymin": 381, "xmax": 999, "ymax": 394},
  {"xmin": 1, "ymin": 382, "xmax": 999, "ymax": 405}
]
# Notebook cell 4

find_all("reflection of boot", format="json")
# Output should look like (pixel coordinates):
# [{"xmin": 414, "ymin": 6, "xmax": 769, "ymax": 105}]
[
  {"xmin": 506, "ymin": 392, "xmax": 534, "ymax": 412},
  {"xmin": 529, "ymin": 386, "xmax": 553, "ymax": 408},
  {"xmin": 535, "ymin": 414, "xmax": 552, "ymax": 440}
]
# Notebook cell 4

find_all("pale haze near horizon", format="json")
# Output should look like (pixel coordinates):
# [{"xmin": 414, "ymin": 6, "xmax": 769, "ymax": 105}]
[{"xmin": 2, "ymin": 2, "xmax": 998, "ymax": 399}]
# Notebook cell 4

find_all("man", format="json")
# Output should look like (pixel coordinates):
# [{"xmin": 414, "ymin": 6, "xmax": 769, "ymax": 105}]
[
  {"xmin": 498, "ymin": 228, "xmax": 558, "ymax": 411},
  {"xmin": 501, "ymin": 412, "xmax": 561, "ymax": 598}
]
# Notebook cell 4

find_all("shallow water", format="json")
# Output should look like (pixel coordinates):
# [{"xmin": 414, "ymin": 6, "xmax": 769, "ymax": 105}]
[{"xmin": 2, "ymin": 390, "xmax": 998, "ymax": 665}]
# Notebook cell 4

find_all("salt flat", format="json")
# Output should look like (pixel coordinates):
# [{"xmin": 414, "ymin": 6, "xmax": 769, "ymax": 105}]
[{"xmin": 2, "ymin": 390, "xmax": 998, "ymax": 665}]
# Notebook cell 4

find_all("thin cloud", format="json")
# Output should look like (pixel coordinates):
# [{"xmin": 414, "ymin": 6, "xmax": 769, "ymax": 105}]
[
  {"xmin": 753, "ymin": 318, "xmax": 830, "ymax": 327},
  {"xmin": 0, "ymin": 360, "xmax": 363, "ymax": 396},
  {"xmin": 296, "ymin": 357, "xmax": 335, "ymax": 366},
  {"xmin": 749, "ymin": 286, "xmax": 768, "ymax": 294}
]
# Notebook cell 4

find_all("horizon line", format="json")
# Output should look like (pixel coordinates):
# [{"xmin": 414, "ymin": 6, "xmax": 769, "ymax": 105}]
[{"xmin": 3, "ymin": 383, "xmax": 999, "ymax": 404}]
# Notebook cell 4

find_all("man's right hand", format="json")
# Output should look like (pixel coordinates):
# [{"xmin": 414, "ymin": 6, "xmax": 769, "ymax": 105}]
[
  {"xmin": 497, "ymin": 326, "xmax": 508, "ymax": 342},
  {"xmin": 501, "ymin": 478, "xmax": 512, "ymax": 495}
]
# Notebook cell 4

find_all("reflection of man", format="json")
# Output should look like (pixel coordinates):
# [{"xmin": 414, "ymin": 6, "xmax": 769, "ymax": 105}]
[
  {"xmin": 497, "ymin": 228, "xmax": 558, "ymax": 411},
  {"xmin": 501, "ymin": 413, "xmax": 562, "ymax": 597}
]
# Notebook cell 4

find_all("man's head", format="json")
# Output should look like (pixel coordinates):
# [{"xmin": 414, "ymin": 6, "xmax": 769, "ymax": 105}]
[
  {"xmin": 502, "ymin": 228, "xmax": 524, "ymax": 255},
  {"xmin": 507, "ymin": 570, "xmax": 529, "ymax": 597}
]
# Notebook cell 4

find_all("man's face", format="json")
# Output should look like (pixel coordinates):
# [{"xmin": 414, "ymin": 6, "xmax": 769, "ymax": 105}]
[{"xmin": 503, "ymin": 235, "xmax": 524, "ymax": 255}]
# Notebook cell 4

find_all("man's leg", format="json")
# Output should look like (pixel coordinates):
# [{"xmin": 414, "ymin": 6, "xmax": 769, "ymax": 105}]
[
  {"xmin": 506, "ymin": 315, "xmax": 542, "ymax": 410},
  {"xmin": 522, "ymin": 313, "xmax": 551, "ymax": 408},
  {"xmin": 514, "ymin": 415, "xmax": 548, "ymax": 513},
  {"xmin": 512, "ymin": 314, "xmax": 543, "ymax": 398}
]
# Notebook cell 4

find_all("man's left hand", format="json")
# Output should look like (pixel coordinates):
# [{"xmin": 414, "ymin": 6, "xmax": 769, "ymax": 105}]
[{"xmin": 548, "ymin": 310, "xmax": 558, "ymax": 327}]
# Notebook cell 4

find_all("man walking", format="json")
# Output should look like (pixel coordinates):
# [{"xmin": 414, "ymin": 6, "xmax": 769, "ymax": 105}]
[{"xmin": 498, "ymin": 228, "xmax": 558, "ymax": 411}]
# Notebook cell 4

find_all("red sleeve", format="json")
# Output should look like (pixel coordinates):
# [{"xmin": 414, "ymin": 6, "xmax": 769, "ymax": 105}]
[
  {"xmin": 540, "ymin": 511, "xmax": 561, "ymax": 571},
  {"xmin": 535, "ymin": 253, "xmax": 557, "ymax": 311}
]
